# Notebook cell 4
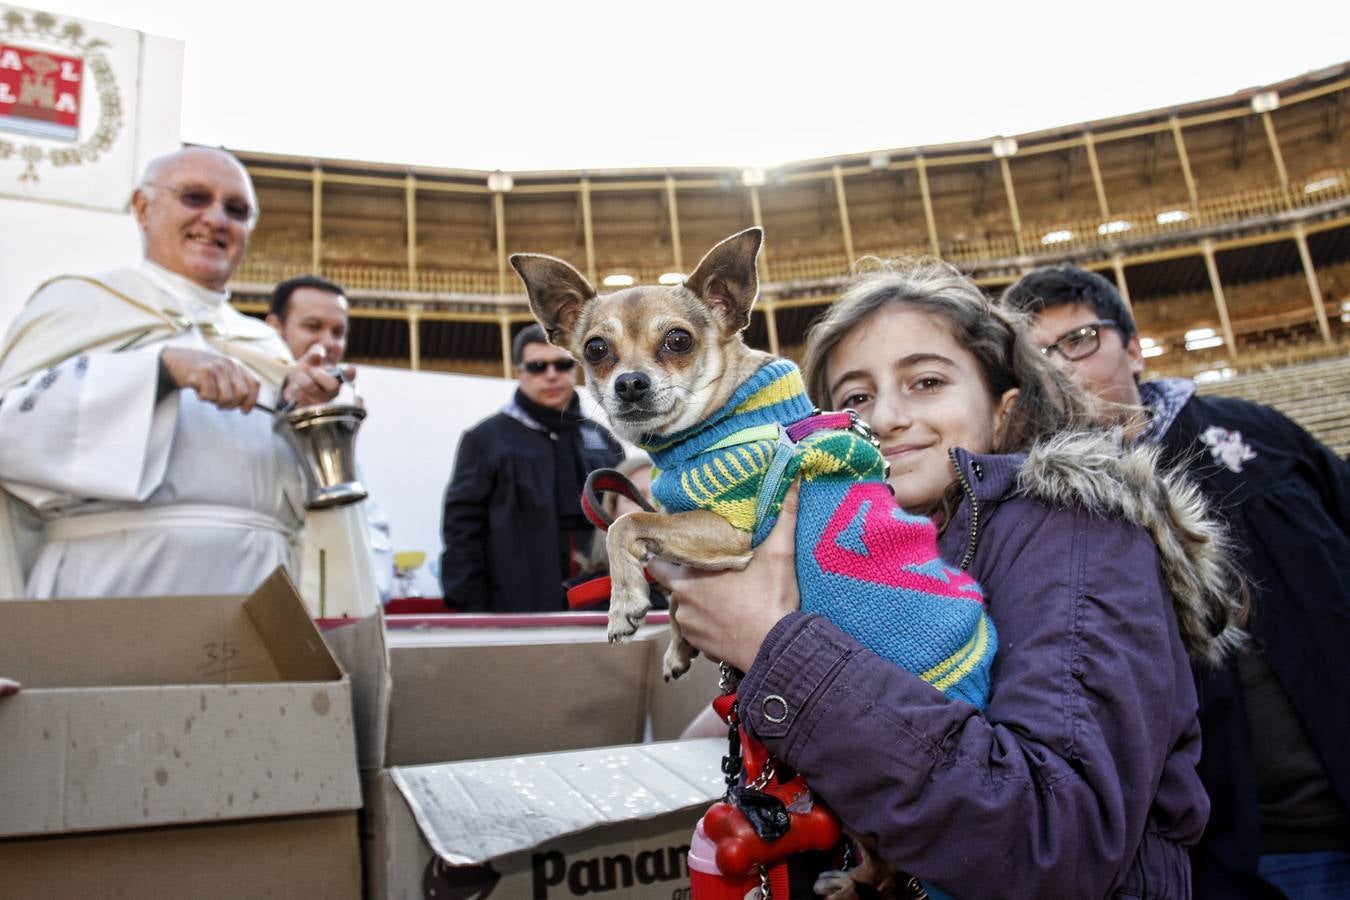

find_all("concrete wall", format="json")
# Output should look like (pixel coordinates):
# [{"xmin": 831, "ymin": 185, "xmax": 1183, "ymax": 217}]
[{"xmin": 0, "ymin": 198, "xmax": 144, "ymax": 332}]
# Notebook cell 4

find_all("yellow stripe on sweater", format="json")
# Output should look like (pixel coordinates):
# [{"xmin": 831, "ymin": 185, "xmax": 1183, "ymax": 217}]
[
  {"xmin": 712, "ymin": 456, "xmax": 740, "ymax": 488},
  {"xmin": 710, "ymin": 498, "xmax": 757, "ymax": 530},
  {"xmin": 680, "ymin": 469, "xmax": 710, "ymax": 505},
  {"xmin": 734, "ymin": 371, "xmax": 805, "ymax": 415},
  {"xmin": 724, "ymin": 451, "xmax": 751, "ymax": 481},
  {"xmin": 924, "ymin": 616, "xmax": 991, "ymax": 693},
  {"xmin": 699, "ymin": 462, "xmax": 727, "ymax": 494}
]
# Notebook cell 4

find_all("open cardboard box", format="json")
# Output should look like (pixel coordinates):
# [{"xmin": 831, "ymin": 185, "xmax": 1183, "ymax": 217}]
[
  {"xmin": 321, "ymin": 611, "xmax": 727, "ymax": 897},
  {"xmin": 365, "ymin": 738, "xmax": 725, "ymax": 900},
  {"xmin": 323, "ymin": 611, "xmax": 722, "ymax": 770},
  {"xmin": 0, "ymin": 569, "xmax": 363, "ymax": 897}
]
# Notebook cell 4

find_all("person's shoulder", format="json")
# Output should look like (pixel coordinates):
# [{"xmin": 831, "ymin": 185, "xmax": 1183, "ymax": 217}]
[
  {"xmin": 1174, "ymin": 391, "xmax": 1311, "ymax": 442},
  {"xmin": 1186, "ymin": 391, "xmax": 1276, "ymax": 419},
  {"xmin": 468, "ymin": 409, "xmax": 546, "ymax": 445},
  {"xmin": 580, "ymin": 417, "xmax": 624, "ymax": 453},
  {"xmin": 1000, "ymin": 431, "xmax": 1174, "ymax": 543},
  {"xmin": 28, "ymin": 268, "xmax": 139, "ymax": 302},
  {"xmin": 220, "ymin": 303, "xmax": 288, "ymax": 343},
  {"xmin": 465, "ymin": 409, "xmax": 513, "ymax": 433}
]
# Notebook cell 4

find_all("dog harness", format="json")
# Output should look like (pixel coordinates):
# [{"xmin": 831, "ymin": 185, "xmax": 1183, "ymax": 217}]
[{"xmin": 638, "ymin": 359, "xmax": 996, "ymax": 710}]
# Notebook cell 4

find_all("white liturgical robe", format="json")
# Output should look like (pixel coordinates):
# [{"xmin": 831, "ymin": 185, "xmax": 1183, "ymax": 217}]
[{"xmin": 0, "ymin": 263, "xmax": 305, "ymax": 598}]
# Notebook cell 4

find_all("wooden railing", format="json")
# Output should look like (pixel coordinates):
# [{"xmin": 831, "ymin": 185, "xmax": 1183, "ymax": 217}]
[
  {"xmin": 415, "ymin": 269, "xmax": 503, "ymax": 295},
  {"xmin": 1022, "ymin": 169, "xmax": 1350, "ymax": 254},
  {"xmin": 768, "ymin": 253, "xmax": 852, "ymax": 283},
  {"xmin": 233, "ymin": 168, "xmax": 1350, "ymax": 299}
]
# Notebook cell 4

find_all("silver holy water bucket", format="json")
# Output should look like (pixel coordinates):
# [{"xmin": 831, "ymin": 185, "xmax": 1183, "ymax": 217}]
[{"xmin": 274, "ymin": 401, "xmax": 369, "ymax": 510}]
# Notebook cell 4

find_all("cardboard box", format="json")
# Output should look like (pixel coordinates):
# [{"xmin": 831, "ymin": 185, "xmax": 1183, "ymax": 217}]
[
  {"xmin": 0, "ymin": 570, "xmax": 363, "ymax": 895},
  {"xmin": 321, "ymin": 613, "xmax": 730, "ymax": 897},
  {"xmin": 0, "ymin": 811, "xmax": 361, "ymax": 899},
  {"xmin": 365, "ymin": 739, "xmax": 726, "ymax": 900},
  {"xmin": 645, "ymin": 630, "xmax": 724, "ymax": 743},
  {"xmin": 325, "ymin": 613, "xmax": 719, "ymax": 769}
]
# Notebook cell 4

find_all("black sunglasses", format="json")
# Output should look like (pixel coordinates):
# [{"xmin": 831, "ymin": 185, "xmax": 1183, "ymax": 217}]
[
  {"xmin": 149, "ymin": 182, "xmax": 256, "ymax": 224},
  {"xmin": 520, "ymin": 358, "xmax": 576, "ymax": 374}
]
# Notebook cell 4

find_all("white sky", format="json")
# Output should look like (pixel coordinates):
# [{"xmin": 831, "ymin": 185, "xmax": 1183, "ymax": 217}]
[{"xmin": 36, "ymin": 0, "xmax": 1350, "ymax": 173}]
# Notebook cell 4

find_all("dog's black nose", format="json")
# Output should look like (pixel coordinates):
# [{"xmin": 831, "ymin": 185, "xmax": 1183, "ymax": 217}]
[{"xmin": 614, "ymin": 371, "xmax": 650, "ymax": 402}]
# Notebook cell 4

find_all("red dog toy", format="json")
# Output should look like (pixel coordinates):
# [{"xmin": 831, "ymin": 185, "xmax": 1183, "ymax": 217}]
[{"xmin": 702, "ymin": 693, "xmax": 843, "ymax": 877}]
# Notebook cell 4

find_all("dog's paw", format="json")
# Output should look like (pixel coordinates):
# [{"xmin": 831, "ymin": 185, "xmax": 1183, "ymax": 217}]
[
  {"xmin": 607, "ymin": 620, "xmax": 639, "ymax": 643},
  {"xmin": 607, "ymin": 584, "xmax": 651, "ymax": 643},
  {"xmin": 606, "ymin": 604, "xmax": 647, "ymax": 643},
  {"xmin": 812, "ymin": 870, "xmax": 860, "ymax": 900},
  {"xmin": 662, "ymin": 642, "xmax": 692, "ymax": 681}
]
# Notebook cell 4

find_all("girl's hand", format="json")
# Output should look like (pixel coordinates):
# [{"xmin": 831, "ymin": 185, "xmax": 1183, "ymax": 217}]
[{"xmin": 648, "ymin": 484, "xmax": 802, "ymax": 671}]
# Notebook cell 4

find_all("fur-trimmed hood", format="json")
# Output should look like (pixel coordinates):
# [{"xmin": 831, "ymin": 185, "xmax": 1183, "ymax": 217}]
[{"xmin": 1014, "ymin": 430, "xmax": 1247, "ymax": 667}]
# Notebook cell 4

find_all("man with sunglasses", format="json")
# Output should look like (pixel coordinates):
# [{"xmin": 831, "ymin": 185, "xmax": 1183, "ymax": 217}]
[
  {"xmin": 0, "ymin": 147, "xmax": 346, "ymax": 599},
  {"xmin": 439, "ymin": 324, "xmax": 623, "ymax": 612},
  {"xmin": 1004, "ymin": 264, "xmax": 1350, "ymax": 899}
]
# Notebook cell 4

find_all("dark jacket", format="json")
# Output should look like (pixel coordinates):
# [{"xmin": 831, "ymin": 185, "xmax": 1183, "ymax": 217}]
[
  {"xmin": 1152, "ymin": 391, "xmax": 1350, "ymax": 898},
  {"xmin": 439, "ymin": 400, "xmax": 623, "ymax": 612},
  {"xmin": 736, "ymin": 432, "xmax": 1239, "ymax": 899}
]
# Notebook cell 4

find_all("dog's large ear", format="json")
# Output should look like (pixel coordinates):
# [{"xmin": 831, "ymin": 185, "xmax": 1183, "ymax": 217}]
[
  {"xmin": 510, "ymin": 253, "xmax": 597, "ymax": 349},
  {"xmin": 684, "ymin": 227, "xmax": 763, "ymax": 334}
]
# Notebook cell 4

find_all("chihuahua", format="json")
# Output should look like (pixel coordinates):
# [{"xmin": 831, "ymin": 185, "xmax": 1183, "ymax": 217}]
[{"xmin": 512, "ymin": 228, "xmax": 996, "ymax": 897}]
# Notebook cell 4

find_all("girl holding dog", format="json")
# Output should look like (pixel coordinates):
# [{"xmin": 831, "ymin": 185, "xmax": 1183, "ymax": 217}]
[{"xmin": 651, "ymin": 261, "xmax": 1244, "ymax": 899}]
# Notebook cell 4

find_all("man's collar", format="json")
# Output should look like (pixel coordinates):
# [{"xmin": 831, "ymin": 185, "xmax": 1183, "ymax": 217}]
[
  {"xmin": 1137, "ymin": 378, "xmax": 1196, "ymax": 445},
  {"xmin": 139, "ymin": 260, "xmax": 231, "ymax": 309}
]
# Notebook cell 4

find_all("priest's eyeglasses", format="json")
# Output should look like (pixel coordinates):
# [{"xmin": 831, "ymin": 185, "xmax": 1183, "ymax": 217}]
[
  {"xmin": 1039, "ymin": 319, "xmax": 1120, "ymax": 361},
  {"xmin": 148, "ymin": 183, "xmax": 257, "ymax": 227},
  {"xmin": 520, "ymin": 358, "xmax": 576, "ymax": 374}
]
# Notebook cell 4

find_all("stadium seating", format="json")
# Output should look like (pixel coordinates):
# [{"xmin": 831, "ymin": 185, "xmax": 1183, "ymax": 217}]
[
  {"xmin": 226, "ymin": 64, "xmax": 1350, "ymax": 397},
  {"xmin": 1195, "ymin": 356, "xmax": 1350, "ymax": 457}
]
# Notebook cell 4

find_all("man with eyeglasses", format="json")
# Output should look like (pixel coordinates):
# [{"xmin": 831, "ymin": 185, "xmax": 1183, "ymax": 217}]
[
  {"xmin": 0, "ymin": 147, "xmax": 345, "ymax": 599},
  {"xmin": 439, "ymin": 323, "xmax": 623, "ymax": 611},
  {"xmin": 1004, "ymin": 264, "xmax": 1350, "ymax": 899}
]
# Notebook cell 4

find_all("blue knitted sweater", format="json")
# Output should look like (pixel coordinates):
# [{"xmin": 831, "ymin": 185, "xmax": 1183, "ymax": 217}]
[{"xmin": 638, "ymin": 359, "xmax": 996, "ymax": 709}]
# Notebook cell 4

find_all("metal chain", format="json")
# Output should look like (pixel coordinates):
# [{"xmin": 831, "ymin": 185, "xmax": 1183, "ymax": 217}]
[
  {"xmin": 746, "ymin": 757, "xmax": 776, "ymax": 791},
  {"xmin": 718, "ymin": 661, "xmax": 744, "ymax": 798},
  {"xmin": 718, "ymin": 661, "xmax": 741, "ymax": 693},
  {"xmin": 721, "ymin": 704, "xmax": 742, "ymax": 798}
]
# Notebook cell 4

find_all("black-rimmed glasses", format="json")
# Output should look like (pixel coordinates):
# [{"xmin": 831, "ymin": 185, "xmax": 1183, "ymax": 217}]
[
  {"xmin": 1040, "ymin": 319, "xmax": 1119, "ymax": 361},
  {"xmin": 148, "ymin": 183, "xmax": 257, "ymax": 225},
  {"xmin": 520, "ymin": 358, "xmax": 576, "ymax": 374}
]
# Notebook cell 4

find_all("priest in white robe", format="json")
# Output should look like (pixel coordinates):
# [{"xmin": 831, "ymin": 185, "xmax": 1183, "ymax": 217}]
[{"xmin": 0, "ymin": 147, "xmax": 344, "ymax": 599}]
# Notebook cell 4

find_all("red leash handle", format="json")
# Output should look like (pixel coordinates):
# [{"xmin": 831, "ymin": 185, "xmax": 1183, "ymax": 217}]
[
  {"xmin": 570, "ymin": 467, "xmax": 659, "ymax": 610},
  {"xmin": 581, "ymin": 467, "xmax": 655, "ymax": 532},
  {"xmin": 565, "ymin": 570, "xmax": 659, "ymax": 610}
]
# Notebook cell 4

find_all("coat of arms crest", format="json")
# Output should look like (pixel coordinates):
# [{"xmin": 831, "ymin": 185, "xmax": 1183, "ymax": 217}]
[
  {"xmin": 0, "ymin": 8, "xmax": 122, "ymax": 183},
  {"xmin": 0, "ymin": 42, "xmax": 82, "ymax": 140}
]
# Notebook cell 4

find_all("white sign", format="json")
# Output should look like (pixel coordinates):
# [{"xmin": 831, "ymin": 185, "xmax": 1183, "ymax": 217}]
[
  {"xmin": 0, "ymin": 5, "xmax": 155, "ymax": 211},
  {"xmin": 0, "ymin": 5, "xmax": 180, "ymax": 341}
]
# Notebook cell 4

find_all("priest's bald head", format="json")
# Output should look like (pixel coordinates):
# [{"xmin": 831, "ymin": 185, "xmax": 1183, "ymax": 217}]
[{"xmin": 132, "ymin": 147, "xmax": 258, "ymax": 292}]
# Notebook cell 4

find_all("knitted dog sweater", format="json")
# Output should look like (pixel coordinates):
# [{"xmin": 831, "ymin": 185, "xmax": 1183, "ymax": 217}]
[{"xmin": 639, "ymin": 359, "xmax": 996, "ymax": 709}]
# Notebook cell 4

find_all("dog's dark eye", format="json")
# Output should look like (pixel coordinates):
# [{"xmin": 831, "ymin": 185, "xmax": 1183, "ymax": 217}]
[
  {"xmin": 584, "ymin": 337, "xmax": 609, "ymax": 362},
  {"xmin": 663, "ymin": 329, "xmax": 693, "ymax": 354}
]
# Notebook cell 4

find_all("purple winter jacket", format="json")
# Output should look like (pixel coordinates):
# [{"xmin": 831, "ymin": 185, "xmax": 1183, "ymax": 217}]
[{"xmin": 736, "ymin": 434, "xmax": 1234, "ymax": 899}]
